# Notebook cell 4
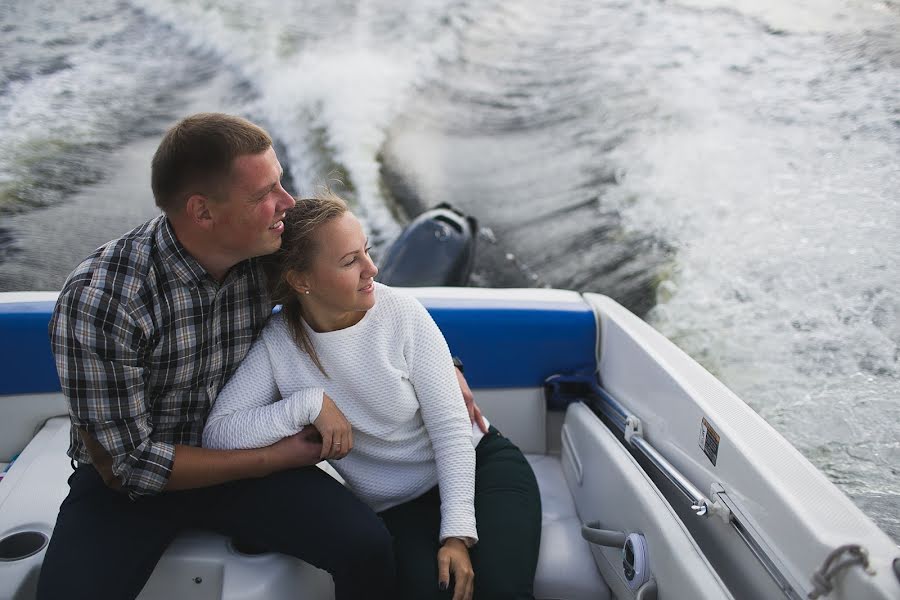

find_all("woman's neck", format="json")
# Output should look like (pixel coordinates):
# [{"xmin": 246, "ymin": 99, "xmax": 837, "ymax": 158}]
[{"xmin": 301, "ymin": 301, "xmax": 366, "ymax": 333}]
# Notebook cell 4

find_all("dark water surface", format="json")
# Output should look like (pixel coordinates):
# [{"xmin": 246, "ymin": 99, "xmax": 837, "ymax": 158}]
[{"xmin": 1, "ymin": 0, "xmax": 898, "ymax": 541}]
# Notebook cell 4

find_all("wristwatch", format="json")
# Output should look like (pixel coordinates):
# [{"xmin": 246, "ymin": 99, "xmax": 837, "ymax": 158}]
[{"xmin": 452, "ymin": 356, "xmax": 464, "ymax": 373}]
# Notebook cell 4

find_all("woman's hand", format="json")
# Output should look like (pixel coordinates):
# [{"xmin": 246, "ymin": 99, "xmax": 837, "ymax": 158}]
[
  {"xmin": 313, "ymin": 393, "xmax": 353, "ymax": 460},
  {"xmin": 437, "ymin": 537, "xmax": 474, "ymax": 600}
]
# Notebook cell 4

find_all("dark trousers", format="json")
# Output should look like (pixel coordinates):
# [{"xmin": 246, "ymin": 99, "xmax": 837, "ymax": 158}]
[
  {"xmin": 37, "ymin": 463, "xmax": 396, "ymax": 600},
  {"xmin": 378, "ymin": 428, "xmax": 542, "ymax": 600}
]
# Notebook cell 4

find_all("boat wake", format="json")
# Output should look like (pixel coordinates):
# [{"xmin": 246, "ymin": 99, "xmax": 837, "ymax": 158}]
[{"xmin": 0, "ymin": 0, "xmax": 897, "ymax": 541}]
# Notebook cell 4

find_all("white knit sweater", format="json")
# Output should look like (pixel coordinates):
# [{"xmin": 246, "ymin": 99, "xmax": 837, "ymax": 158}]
[{"xmin": 203, "ymin": 283, "xmax": 479, "ymax": 542}]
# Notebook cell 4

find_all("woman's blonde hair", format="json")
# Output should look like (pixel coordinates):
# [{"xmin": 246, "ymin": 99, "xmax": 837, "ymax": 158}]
[{"xmin": 262, "ymin": 189, "xmax": 350, "ymax": 375}]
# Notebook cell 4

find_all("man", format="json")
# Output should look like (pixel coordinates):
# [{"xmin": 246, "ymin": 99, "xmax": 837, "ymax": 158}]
[{"xmin": 38, "ymin": 113, "xmax": 485, "ymax": 599}]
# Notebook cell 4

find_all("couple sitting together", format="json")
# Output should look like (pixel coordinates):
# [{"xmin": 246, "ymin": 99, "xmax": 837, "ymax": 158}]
[{"xmin": 38, "ymin": 113, "xmax": 542, "ymax": 600}]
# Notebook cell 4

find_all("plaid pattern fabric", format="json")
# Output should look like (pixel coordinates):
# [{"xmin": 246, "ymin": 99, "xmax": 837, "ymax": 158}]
[{"xmin": 49, "ymin": 215, "xmax": 271, "ymax": 497}]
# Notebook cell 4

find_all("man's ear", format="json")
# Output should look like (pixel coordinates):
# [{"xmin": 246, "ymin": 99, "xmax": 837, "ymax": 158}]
[
  {"xmin": 285, "ymin": 270, "xmax": 310, "ymax": 295},
  {"xmin": 185, "ymin": 193, "xmax": 214, "ymax": 230}
]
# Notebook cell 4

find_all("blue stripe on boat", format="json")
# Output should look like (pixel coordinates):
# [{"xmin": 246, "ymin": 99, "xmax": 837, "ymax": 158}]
[
  {"xmin": 0, "ymin": 301, "xmax": 61, "ymax": 395},
  {"xmin": 0, "ymin": 297, "xmax": 597, "ymax": 395},
  {"xmin": 425, "ymin": 301, "xmax": 597, "ymax": 388}
]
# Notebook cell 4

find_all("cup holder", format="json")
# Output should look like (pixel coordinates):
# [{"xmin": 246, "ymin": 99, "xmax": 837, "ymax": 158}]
[
  {"xmin": 0, "ymin": 531, "xmax": 49, "ymax": 562},
  {"xmin": 228, "ymin": 537, "xmax": 270, "ymax": 556}
]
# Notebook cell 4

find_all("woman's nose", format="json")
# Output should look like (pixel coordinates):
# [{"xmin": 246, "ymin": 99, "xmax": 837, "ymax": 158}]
[{"xmin": 364, "ymin": 254, "xmax": 378, "ymax": 278}]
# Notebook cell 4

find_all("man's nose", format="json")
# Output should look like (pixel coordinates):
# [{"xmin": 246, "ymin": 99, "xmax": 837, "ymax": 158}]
[{"xmin": 279, "ymin": 189, "xmax": 296, "ymax": 210}]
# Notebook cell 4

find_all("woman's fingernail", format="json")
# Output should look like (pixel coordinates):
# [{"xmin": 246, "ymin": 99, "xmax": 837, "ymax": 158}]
[{"xmin": 439, "ymin": 582, "xmax": 448, "ymax": 591}]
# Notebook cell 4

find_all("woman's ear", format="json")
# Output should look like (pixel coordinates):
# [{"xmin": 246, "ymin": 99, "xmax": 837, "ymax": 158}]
[{"xmin": 285, "ymin": 270, "xmax": 310, "ymax": 295}]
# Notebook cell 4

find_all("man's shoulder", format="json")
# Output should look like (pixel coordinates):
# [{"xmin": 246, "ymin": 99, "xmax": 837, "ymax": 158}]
[{"xmin": 61, "ymin": 216, "xmax": 164, "ymax": 303}]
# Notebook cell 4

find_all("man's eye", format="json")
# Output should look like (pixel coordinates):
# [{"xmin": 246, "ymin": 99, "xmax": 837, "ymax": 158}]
[{"xmin": 365, "ymin": 246, "xmax": 372, "ymax": 254}]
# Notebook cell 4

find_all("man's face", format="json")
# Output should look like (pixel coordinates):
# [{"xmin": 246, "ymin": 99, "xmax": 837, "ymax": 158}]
[{"xmin": 209, "ymin": 146, "xmax": 296, "ymax": 262}]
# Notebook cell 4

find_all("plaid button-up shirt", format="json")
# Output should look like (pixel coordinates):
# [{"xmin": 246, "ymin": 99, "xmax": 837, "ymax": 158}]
[{"xmin": 49, "ymin": 215, "xmax": 271, "ymax": 497}]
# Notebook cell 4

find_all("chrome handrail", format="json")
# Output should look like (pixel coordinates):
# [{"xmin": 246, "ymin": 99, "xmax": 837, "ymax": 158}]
[
  {"xmin": 591, "ymin": 382, "xmax": 711, "ymax": 515},
  {"xmin": 629, "ymin": 435, "xmax": 710, "ymax": 516}
]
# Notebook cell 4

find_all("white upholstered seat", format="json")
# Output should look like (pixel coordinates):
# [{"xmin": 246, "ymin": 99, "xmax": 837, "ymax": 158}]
[
  {"xmin": 1, "ymin": 419, "xmax": 611, "ymax": 600},
  {"xmin": 526, "ymin": 454, "xmax": 611, "ymax": 600}
]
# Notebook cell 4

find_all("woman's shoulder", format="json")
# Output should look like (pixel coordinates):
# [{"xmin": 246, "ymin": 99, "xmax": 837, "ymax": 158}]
[
  {"xmin": 374, "ymin": 283, "xmax": 429, "ymax": 320},
  {"xmin": 259, "ymin": 310, "xmax": 294, "ymax": 346}
]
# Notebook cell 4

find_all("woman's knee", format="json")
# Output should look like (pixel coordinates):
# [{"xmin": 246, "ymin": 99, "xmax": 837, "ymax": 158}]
[
  {"xmin": 476, "ymin": 433, "xmax": 538, "ymax": 483},
  {"xmin": 334, "ymin": 515, "xmax": 395, "ymax": 578}
]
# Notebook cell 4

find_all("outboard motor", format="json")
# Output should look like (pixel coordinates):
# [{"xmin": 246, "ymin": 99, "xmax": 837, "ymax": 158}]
[{"xmin": 378, "ymin": 203, "xmax": 477, "ymax": 287}]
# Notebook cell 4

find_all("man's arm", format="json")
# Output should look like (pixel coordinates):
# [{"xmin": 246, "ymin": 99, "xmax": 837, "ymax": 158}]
[
  {"xmin": 166, "ymin": 426, "xmax": 323, "ymax": 490},
  {"xmin": 52, "ymin": 286, "xmax": 316, "ymax": 496},
  {"xmin": 52, "ymin": 286, "xmax": 176, "ymax": 496},
  {"xmin": 79, "ymin": 425, "xmax": 323, "ymax": 491}
]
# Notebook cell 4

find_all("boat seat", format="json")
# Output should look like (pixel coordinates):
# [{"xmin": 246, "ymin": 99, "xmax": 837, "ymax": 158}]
[
  {"xmin": 527, "ymin": 454, "xmax": 610, "ymax": 600},
  {"xmin": 1, "ymin": 418, "xmax": 611, "ymax": 600}
]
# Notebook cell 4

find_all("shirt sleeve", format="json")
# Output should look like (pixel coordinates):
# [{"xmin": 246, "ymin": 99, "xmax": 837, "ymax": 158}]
[
  {"xmin": 50, "ymin": 285, "xmax": 174, "ymax": 497},
  {"xmin": 203, "ymin": 326, "xmax": 324, "ymax": 450},
  {"xmin": 402, "ymin": 296, "xmax": 478, "ymax": 544}
]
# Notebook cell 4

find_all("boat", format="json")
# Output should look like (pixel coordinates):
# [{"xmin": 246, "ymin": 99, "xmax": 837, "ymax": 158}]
[{"xmin": 1, "ymin": 208, "xmax": 898, "ymax": 600}]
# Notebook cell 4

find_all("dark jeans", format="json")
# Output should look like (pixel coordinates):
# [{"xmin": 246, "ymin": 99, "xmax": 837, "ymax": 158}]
[
  {"xmin": 37, "ymin": 463, "xmax": 396, "ymax": 600},
  {"xmin": 378, "ymin": 428, "xmax": 542, "ymax": 600}
]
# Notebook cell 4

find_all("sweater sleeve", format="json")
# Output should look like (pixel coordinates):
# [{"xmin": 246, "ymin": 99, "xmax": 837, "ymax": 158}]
[
  {"xmin": 203, "ymin": 325, "xmax": 324, "ymax": 450},
  {"xmin": 401, "ymin": 295, "xmax": 478, "ymax": 544}
]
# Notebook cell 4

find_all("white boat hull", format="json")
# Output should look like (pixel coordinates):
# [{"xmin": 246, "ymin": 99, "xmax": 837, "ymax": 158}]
[{"xmin": 0, "ymin": 288, "xmax": 897, "ymax": 600}]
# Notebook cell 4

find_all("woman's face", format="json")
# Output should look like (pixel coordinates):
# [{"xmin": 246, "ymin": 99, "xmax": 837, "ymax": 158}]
[{"xmin": 299, "ymin": 211, "xmax": 378, "ymax": 318}]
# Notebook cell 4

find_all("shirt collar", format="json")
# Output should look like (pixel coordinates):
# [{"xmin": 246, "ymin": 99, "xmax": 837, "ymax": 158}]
[{"xmin": 155, "ymin": 216, "xmax": 211, "ymax": 286}]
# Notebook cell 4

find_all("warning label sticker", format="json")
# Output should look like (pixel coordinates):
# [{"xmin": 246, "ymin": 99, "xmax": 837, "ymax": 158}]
[{"xmin": 699, "ymin": 418, "xmax": 720, "ymax": 466}]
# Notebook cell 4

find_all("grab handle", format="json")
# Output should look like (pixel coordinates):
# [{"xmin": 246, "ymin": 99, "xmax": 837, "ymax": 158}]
[
  {"xmin": 636, "ymin": 579, "xmax": 658, "ymax": 600},
  {"xmin": 580, "ymin": 521, "xmax": 626, "ymax": 548},
  {"xmin": 561, "ymin": 424, "xmax": 583, "ymax": 484}
]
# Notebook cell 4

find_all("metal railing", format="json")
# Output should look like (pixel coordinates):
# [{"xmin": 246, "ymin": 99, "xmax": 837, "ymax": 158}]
[{"xmin": 591, "ymin": 383, "xmax": 712, "ymax": 517}]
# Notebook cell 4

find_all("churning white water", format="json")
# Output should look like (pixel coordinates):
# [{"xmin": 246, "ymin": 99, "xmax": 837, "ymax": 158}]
[{"xmin": 1, "ymin": 0, "xmax": 897, "ymax": 540}]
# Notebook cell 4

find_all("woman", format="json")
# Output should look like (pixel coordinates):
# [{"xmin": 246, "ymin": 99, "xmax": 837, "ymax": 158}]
[{"xmin": 204, "ymin": 191, "xmax": 542, "ymax": 600}]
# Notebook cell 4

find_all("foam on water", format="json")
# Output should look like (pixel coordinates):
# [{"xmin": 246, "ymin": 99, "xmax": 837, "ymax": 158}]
[
  {"xmin": 1, "ymin": 0, "xmax": 897, "ymax": 541},
  {"xmin": 596, "ymin": 0, "xmax": 900, "ymax": 537},
  {"xmin": 379, "ymin": 0, "xmax": 900, "ymax": 539},
  {"xmin": 675, "ymin": 0, "xmax": 897, "ymax": 33},
  {"xmin": 130, "ymin": 0, "xmax": 471, "ymax": 244},
  {"xmin": 0, "ymin": 0, "xmax": 208, "ymax": 212}
]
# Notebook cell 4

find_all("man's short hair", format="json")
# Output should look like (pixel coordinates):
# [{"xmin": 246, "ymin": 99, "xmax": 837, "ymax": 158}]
[{"xmin": 151, "ymin": 113, "xmax": 273, "ymax": 213}]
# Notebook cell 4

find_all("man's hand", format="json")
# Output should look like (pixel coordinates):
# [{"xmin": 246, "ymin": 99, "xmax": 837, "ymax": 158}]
[
  {"xmin": 78, "ymin": 428, "xmax": 122, "ymax": 490},
  {"xmin": 314, "ymin": 393, "xmax": 353, "ymax": 460},
  {"xmin": 265, "ymin": 425, "xmax": 324, "ymax": 470},
  {"xmin": 437, "ymin": 537, "xmax": 474, "ymax": 600},
  {"xmin": 455, "ymin": 367, "xmax": 488, "ymax": 433}
]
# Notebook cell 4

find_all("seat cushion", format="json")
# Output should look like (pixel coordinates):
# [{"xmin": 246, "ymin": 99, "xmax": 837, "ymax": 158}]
[{"xmin": 527, "ymin": 454, "xmax": 611, "ymax": 600}]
